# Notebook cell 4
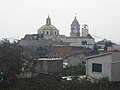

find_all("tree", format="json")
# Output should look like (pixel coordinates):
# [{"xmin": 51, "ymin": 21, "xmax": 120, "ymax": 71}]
[
  {"xmin": 0, "ymin": 40, "xmax": 23, "ymax": 89},
  {"xmin": 92, "ymin": 44, "xmax": 99, "ymax": 55},
  {"xmin": 63, "ymin": 64, "xmax": 86, "ymax": 76}
]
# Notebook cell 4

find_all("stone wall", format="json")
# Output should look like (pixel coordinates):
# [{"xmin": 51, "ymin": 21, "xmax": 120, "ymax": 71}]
[{"xmin": 34, "ymin": 58, "xmax": 63, "ymax": 75}]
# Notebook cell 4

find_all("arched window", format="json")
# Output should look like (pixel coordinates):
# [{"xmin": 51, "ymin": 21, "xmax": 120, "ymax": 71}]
[
  {"xmin": 82, "ymin": 41, "xmax": 85, "ymax": 45},
  {"xmin": 82, "ymin": 41, "xmax": 87, "ymax": 45},
  {"xmin": 39, "ymin": 30, "xmax": 42, "ymax": 34},
  {"xmin": 54, "ymin": 31, "xmax": 56, "ymax": 35},
  {"xmin": 46, "ymin": 31, "xmax": 49, "ymax": 35},
  {"xmin": 85, "ymin": 41, "xmax": 87, "ymax": 45}
]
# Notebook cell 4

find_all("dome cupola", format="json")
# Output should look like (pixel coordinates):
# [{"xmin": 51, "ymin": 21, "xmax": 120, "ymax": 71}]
[
  {"xmin": 37, "ymin": 15, "xmax": 59, "ymax": 39},
  {"xmin": 46, "ymin": 16, "xmax": 51, "ymax": 25}
]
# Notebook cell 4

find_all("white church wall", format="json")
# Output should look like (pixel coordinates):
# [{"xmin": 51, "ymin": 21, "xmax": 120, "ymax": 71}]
[{"xmin": 60, "ymin": 37, "xmax": 94, "ymax": 49}]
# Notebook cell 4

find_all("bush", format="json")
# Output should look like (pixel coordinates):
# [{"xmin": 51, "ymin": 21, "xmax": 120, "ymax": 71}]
[{"xmin": 63, "ymin": 64, "xmax": 86, "ymax": 76}]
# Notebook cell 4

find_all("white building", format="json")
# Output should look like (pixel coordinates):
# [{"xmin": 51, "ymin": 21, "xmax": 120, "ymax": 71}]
[
  {"xmin": 60, "ymin": 36, "xmax": 94, "ymax": 49},
  {"xmin": 86, "ymin": 52, "xmax": 120, "ymax": 81}
]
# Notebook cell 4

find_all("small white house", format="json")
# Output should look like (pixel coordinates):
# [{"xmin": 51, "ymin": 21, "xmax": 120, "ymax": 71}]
[{"xmin": 86, "ymin": 52, "xmax": 120, "ymax": 81}]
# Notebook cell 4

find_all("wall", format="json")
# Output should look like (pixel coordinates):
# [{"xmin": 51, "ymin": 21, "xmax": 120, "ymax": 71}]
[
  {"xmin": 19, "ymin": 39, "xmax": 52, "ymax": 47},
  {"xmin": 63, "ymin": 53, "xmax": 85, "ymax": 67},
  {"xmin": 51, "ymin": 45, "xmax": 71, "ymax": 58},
  {"xmin": 112, "ymin": 45, "xmax": 120, "ymax": 51},
  {"xmin": 51, "ymin": 45, "xmax": 92, "ymax": 58},
  {"xmin": 111, "ymin": 62, "xmax": 120, "ymax": 81},
  {"xmin": 61, "ymin": 37, "xmax": 94, "ymax": 49},
  {"xmin": 34, "ymin": 58, "xmax": 63, "ymax": 75},
  {"xmin": 112, "ymin": 52, "xmax": 120, "ymax": 62},
  {"xmin": 111, "ymin": 52, "xmax": 120, "ymax": 81}
]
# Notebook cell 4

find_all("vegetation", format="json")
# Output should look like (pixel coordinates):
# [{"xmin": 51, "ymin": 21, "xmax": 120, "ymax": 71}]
[
  {"xmin": 92, "ymin": 44, "xmax": 99, "ymax": 55},
  {"xmin": 0, "ymin": 39, "xmax": 23, "ymax": 89},
  {"xmin": 63, "ymin": 64, "xmax": 86, "ymax": 76},
  {"xmin": 2, "ymin": 76, "xmax": 120, "ymax": 90}
]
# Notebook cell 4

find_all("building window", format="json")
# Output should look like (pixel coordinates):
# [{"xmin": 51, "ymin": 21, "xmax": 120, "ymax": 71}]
[
  {"xmin": 82, "ymin": 41, "xmax": 84, "ymax": 45},
  {"xmin": 92, "ymin": 63, "xmax": 102, "ymax": 72},
  {"xmin": 82, "ymin": 41, "xmax": 87, "ymax": 45},
  {"xmin": 71, "ymin": 27, "xmax": 74, "ymax": 30},
  {"xmin": 85, "ymin": 41, "xmax": 87, "ymax": 45},
  {"xmin": 41, "ymin": 34, "xmax": 44, "ymax": 38},
  {"xmin": 39, "ymin": 30, "xmax": 42, "ymax": 34},
  {"xmin": 54, "ymin": 31, "xmax": 56, "ymax": 35},
  {"xmin": 46, "ymin": 31, "xmax": 49, "ymax": 35}
]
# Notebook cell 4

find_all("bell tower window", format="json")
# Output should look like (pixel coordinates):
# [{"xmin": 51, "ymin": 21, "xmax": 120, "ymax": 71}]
[{"xmin": 54, "ymin": 31, "xmax": 56, "ymax": 35}]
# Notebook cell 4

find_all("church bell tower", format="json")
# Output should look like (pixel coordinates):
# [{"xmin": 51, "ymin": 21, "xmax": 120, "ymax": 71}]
[
  {"xmin": 81, "ymin": 24, "xmax": 89, "ymax": 37},
  {"xmin": 70, "ymin": 16, "xmax": 80, "ymax": 37}
]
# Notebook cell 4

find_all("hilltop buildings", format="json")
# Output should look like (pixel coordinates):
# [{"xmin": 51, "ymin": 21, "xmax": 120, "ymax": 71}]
[
  {"xmin": 18, "ymin": 15, "xmax": 120, "ymax": 81},
  {"xmin": 19, "ymin": 16, "xmax": 95, "ymax": 49},
  {"xmin": 18, "ymin": 16, "xmax": 95, "ymax": 68}
]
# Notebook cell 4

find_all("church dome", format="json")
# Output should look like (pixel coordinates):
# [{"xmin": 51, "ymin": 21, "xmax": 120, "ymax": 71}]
[
  {"xmin": 38, "ymin": 16, "xmax": 57, "ymax": 31},
  {"xmin": 39, "ymin": 24, "xmax": 57, "ymax": 30},
  {"xmin": 38, "ymin": 16, "xmax": 59, "ymax": 39}
]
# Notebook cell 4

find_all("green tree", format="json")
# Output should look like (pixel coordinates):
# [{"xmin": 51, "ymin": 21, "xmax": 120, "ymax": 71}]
[
  {"xmin": 0, "ymin": 39, "xmax": 23, "ymax": 89},
  {"xmin": 63, "ymin": 64, "xmax": 86, "ymax": 76}
]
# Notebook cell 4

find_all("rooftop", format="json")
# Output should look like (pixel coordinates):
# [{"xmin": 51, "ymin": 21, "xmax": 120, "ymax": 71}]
[
  {"xmin": 37, "ymin": 58, "xmax": 63, "ymax": 61},
  {"xmin": 86, "ymin": 52, "xmax": 114, "ymax": 60}
]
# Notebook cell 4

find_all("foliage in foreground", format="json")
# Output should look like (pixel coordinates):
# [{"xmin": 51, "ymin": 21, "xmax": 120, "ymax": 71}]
[
  {"xmin": 2, "ymin": 77, "xmax": 120, "ymax": 90},
  {"xmin": 0, "ymin": 40, "xmax": 24, "ymax": 89}
]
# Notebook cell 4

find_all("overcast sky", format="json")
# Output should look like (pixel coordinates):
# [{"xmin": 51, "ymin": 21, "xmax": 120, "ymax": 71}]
[{"xmin": 0, "ymin": 0, "xmax": 120, "ymax": 43}]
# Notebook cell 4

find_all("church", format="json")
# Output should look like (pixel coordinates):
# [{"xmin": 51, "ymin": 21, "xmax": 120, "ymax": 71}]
[
  {"xmin": 58, "ymin": 16, "xmax": 95, "ymax": 49},
  {"xmin": 19, "ymin": 15, "xmax": 95, "ymax": 49}
]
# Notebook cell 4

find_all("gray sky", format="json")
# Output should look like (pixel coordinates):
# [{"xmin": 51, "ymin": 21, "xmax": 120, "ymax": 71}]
[{"xmin": 0, "ymin": 0, "xmax": 120, "ymax": 43}]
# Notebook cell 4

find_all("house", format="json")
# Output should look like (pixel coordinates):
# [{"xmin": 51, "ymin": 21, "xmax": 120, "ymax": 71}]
[{"xmin": 86, "ymin": 52, "xmax": 120, "ymax": 81}]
